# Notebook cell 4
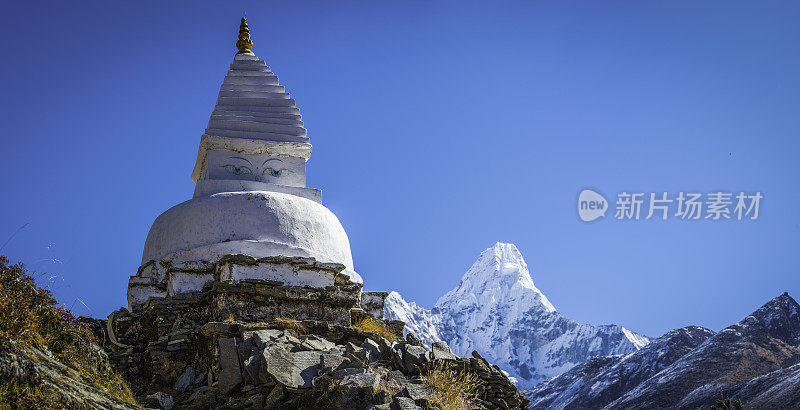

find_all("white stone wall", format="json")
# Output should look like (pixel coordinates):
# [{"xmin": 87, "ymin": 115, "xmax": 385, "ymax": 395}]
[
  {"xmin": 167, "ymin": 271, "xmax": 215, "ymax": 296},
  {"xmin": 218, "ymin": 262, "xmax": 335, "ymax": 288}
]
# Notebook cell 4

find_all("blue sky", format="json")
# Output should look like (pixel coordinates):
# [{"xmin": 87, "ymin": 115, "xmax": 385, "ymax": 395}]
[{"xmin": 1, "ymin": 1, "xmax": 798, "ymax": 338}]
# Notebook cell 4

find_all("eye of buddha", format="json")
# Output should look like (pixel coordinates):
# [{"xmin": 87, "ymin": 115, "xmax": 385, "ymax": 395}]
[
  {"xmin": 221, "ymin": 164, "xmax": 253, "ymax": 175},
  {"xmin": 263, "ymin": 167, "xmax": 292, "ymax": 178}
]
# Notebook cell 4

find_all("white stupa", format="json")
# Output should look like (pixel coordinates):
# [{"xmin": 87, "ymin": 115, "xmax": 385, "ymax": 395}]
[{"xmin": 127, "ymin": 18, "xmax": 361, "ymax": 312}]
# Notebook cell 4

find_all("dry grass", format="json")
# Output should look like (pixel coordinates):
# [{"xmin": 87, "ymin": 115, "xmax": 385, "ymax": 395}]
[
  {"xmin": 0, "ymin": 367, "xmax": 134, "ymax": 410},
  {"xmin": 354, "ymin": 317, "xmax": 399, "ymax": 342},
  {"xmin": 377, "ymin": 376, "xmax": 402, "ymax": 396},
  {"xmin": 62, "ymin": 345, "xmax": 135, "ymax": 404},
  {"xmin": 273, "ymin": 316, "xmax": 307, "ymax": 336},
  {"xmin": 0, "ymin": 380, "xmax": 50, "ymax": 409},
  {"xmin": 0, "ymin": 256, "xmax": 136, "ymax": 406},
  {"xmin": 422, "ymin": 360, "xmax": 481, "ymax": 410}
]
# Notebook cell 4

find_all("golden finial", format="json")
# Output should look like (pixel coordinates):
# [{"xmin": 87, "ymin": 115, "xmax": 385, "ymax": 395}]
[{"xmin": 236, "ymin": 17, "xmax": 254, "ymax": 55}]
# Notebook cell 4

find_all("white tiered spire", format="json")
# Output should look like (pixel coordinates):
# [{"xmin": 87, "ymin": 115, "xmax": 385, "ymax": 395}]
[{"xmin": 205, "ymin": 53, "xmax": 308, "ymax": 143}]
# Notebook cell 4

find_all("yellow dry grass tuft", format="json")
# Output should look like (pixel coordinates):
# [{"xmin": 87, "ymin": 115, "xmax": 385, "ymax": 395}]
[
  {"xmin": 354, "ymin": 317, "xmax": 399, "ymax": 342},
  {"xmin": 0, "ymin": 380, "xmax": 50, "ymax": 409},
  {"xmin": 422, "ymin": 360, "xmax": 481, "ymax": 410},
  {"xmin": 273, "ymin": 316, "xmax": 307, "ymax": 336}
]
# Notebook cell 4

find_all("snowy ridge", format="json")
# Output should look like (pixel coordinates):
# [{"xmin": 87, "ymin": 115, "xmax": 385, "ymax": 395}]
[
  {"xmin": 384, "ymin": 291, "xmax": 442, "ymax": 348},
  {"xmin": 609, "ymin": 292, "xmax": 800, "ymax": 409},
  {"xmin": 384, "ymin": 242, "xmax": 649, "ymax": 389},
  {"xmin": 526, "ymin": 326, "xmax": 716, "ymax": 409},
  {"xmin": 527, "ymin": 293, "xmax": 800, "ymax": 409}
]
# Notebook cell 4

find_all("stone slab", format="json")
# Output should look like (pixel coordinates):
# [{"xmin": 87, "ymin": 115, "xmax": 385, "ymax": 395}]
[{"xmin": 218, "ymin": 338, "xmax": 243, "ymax": 394}]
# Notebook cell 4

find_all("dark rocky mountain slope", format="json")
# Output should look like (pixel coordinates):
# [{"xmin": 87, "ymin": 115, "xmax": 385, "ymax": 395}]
[
  {"xmin": 527, "ymin": 293, "xmax": 800, "ymax": 409},
  {"xmin": 527, "ymin": 326, "xmax": 714, "ymax": 409}
]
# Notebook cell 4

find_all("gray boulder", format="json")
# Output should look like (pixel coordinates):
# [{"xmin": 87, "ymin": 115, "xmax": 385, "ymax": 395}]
[
  {"xmin": 341, "ymin": 372, "xmax": 381, "ymax": 393},
  {"xmin": 405, "ymin": 333, "xmax": 423, "ymax": 347},
  {"xmin": 218, "ymin": 338, "xmax": 243, "ymax": 394},
  {"xmin": 243, "ymin": 329, "xmax": 283, "ymax": 348},
  {"xmin": 377, "ymin": 338, "xmax": 394, "ymax": 357},
  {"xmin": 403, "ymin": 383, "xmax": 434, "ymax": 402},
  {"xmin": 144, "ymin": 392, "xmax": 174, "ymax": 410},
  {"xmin": 276, "ymin": 332, "xmax": 302, "ymax": 346},
  {"xmin": 173, "ymin": 365, "xmax": 195, "ymax": 392},
  {"xmin": 332, "ymin": 367, "xmax": 366, "ymax": 380},
  {"xmin": 361, "ymin": 338, "xmax": 382, "ymax": 363},
  {"xmin": 402, "ymin": 345, "xmax": 429, "ymax": 372},
  {"xmin": 299, "ymin": 335, "xmax": 337, "ymax": 352},
  {"xmin": 261, "ymin": 345, "xmax": 321, "ymax": 388},
  {"xmin": 243, "ymin": 351, "xmax": 262, "ymax": 384},
  {"xmin": 393, "ymin": 396, "xmax": 423, "ymax": 410},
  {"xmin": 345, "ymin": 342, "xmax": 368, "ymax": 364},
  {"xmin": 186, "ymin": 386, "xmax": 210, "ymax": 403},
  {"xmin": 386, "ymin": 369, "xmax": 407, "ymax": 386},
  {"xmin": 430, "ymin": 341, "xmax": 458, "ymax": 361},
  {"xmin": 320, "ymin": 353, "xmax": 350, "ymax": 374}
]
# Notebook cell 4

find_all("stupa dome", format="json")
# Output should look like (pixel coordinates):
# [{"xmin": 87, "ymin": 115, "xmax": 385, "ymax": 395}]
[{"xmin": 141, "ymin": 190, "xmax": 360, "ymax": 284}]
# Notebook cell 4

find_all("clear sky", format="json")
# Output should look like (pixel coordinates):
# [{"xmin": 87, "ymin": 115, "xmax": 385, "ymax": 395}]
[{"xmin": 1, "ymin": 1, "xmax": 798, "ymax": 338}]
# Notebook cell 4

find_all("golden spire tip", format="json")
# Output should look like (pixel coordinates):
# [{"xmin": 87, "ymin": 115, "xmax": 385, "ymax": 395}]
[{"xmin": 236, "ymin": 17, "xmax": 254, "ymax": 55}]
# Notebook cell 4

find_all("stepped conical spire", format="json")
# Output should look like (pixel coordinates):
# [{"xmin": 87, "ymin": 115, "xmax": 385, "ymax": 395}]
[
  {"xmin": 201, "ymin": 43, "xmax": 308, "ymax": 145},
  {"xmin": 236, "ymin": 17, "xmax": 254, "ymax": 55}
]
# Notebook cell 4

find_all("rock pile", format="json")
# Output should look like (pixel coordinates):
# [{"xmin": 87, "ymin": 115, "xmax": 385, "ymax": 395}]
[
  {"xmin": 467, "ymin": 351, "xmax": 528, "ymax": 409},
  {"xmin": 100, "ymin": 315, "xmax": 528, "ymax": 409}
]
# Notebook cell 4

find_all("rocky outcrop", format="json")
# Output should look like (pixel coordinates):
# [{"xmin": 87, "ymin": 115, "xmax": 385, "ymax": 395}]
[
  {"xmin": 102, "ymin": 315, "xmax": 528, "ymax": 409},
  {"xmin": 469, "ymin": 350, "xmax": 530, "ymax": 409},
  {"xmin": 0, "ymin": 341, "xmax": 139, "ymax": 409}
]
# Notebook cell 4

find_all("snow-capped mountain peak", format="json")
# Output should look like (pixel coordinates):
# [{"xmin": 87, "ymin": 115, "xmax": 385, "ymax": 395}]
[
  {"xmin": 435, "ymin": 242, "xmax": 555, "ymax": 314},
  {"xmin": 384, "ymin": 242, "xmax": 649, "ymax": 390}
]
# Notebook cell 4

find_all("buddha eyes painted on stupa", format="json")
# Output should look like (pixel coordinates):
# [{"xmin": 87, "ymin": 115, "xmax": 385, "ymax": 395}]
[
  {"xmin": 213, "ymin": 154, "xmax": 297, "ymax": 183},
  {"xmin": 204, "ymin": 150, "xmax": 305, "ymax": 187}
]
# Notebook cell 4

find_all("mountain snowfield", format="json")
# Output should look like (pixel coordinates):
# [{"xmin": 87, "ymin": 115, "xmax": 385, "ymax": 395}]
[{"xmin": 384, "ymin": 242, "xmax": 649, "ymax": 390}]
